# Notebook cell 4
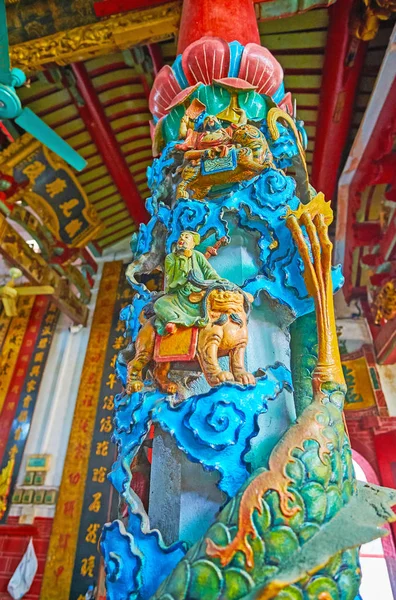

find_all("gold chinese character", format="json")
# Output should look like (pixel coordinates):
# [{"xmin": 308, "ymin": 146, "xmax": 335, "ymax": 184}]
[
  {"xmin": 106, "ymin": 374, "xmax": 117, "ymax": 390},
  {"xmin": 96, "ymin": 441, "xmax": 109, "ymax": 456},
  {"xmin": 88, "ymin": 492, "xmax": 102, "ymax": 512},
  {"xmin": 17, "ymin": 410, "xmax": 28, "ymax": 423},
  {"xmin": 80, "ymin": 556, "xmax": 95, "ymax": 577},
  {"xmin": 41, "ymin": 326, "xmax": 52, "ymax": 336},
  {"xmin": 110, "ymin": 354, "xmax": 118, "ymax": 369},
  {"xmin": 9, "ymin": 445, "xmax": 18, "ymax": 458},
  {"xmin": 34, "ymin": 352, "xmax": 44, "ymax": 363},
  {"xmin": 22, "ymin": 395, "xmax": 33, "ymax": 408},
  {"xmin": 92, "ymin": 467, "xmax": 107, "ymax": 483},
  {"xmin": 65, "ymin": 219, "xmax": 83, "ymax": 238},
  {"xmin": 103, "ymin": 395, "xmax": 114, "ymax": 410},
  {"xmin": 38, "ymin": 338, "xmax": 48, "ymax": 350},
  {"xmin": 85, "ymin": 523, "xmax": 101, "ymax": 544},
  {"xmin": 29, "ymin": 366, "xmax": 40, "ymax": 377},
  {"xmin": 115, "ymin": 321, "xmax": 125, "ymax": 332},
  {"xmin": 45, "ymin": 178, "xmax": 67, "ymax": 198},
  {"xmin": 60, "ymin": 198, "xmax": 79, "ymax": 217},
  {"xmin": 22, "ymin": 161, "xmax": 45, "ymax": 184},
  {"xmin": 14, "ymin": 427, "xmax": 22, "ymax": 440},
  {"xmin": 26, "ymin": 380, "xmax": 37, "ymax": 393},
  {"xmin": 112, "ymin": 336, "xmax": 124, "ymax": 350},
  {"xmin": 99, "ymin": 416, "xmax": 112, "ymax": 433}
]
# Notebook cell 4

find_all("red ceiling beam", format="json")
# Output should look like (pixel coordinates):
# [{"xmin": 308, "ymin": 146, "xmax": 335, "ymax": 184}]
[
  {"xmin": 311, "ymin": 0, "xmax": 368, "ymax": 201},
  {"xmin": 71, "ymin": 62, "xmax": 149, "ymax": 225},
  {"xmin": 148, "ymin": 44, "xmax": 165, "ymax": 77}
]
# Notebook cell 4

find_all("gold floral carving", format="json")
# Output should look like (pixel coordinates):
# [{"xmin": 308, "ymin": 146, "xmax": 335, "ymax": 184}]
[
  {"xmin": 372, "ymin": 279, "xmax": 396, "ymax": 324},
  {"xmin": 352, "ymin": 0, "xmax": 396, "ymax": 41},
  {"xmin": 9, "ymin": 1, "xmax": 181, "ymax": 72},
  {"xmin": 9, "ymin": 204, "xmax": 53, "ymax": 259},
  {"xmin": 0, "ymin": 134, "xmax": 41, "ymax": 172},
  {"xmin": 0, "ymin": 214, "xmax": 88, "ymax": 325}
]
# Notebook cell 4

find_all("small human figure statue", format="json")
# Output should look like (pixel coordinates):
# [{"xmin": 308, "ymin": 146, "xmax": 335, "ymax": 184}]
[
  {"xmin": 176, "ymin": 108, "xmax": 247, "ymax": 159},
  {"xmin": 175, "ymin": 104, "xmax": 272, "ymax": 201},
  {"xmin": 153, "ymin": 230, "xmax": 223, "ymax": 335}
]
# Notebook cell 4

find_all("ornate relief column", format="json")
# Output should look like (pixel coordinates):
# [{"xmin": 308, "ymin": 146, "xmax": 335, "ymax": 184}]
[{"xmin": 100, "ymin": 1, "xmax": 396, "ymax": 599}]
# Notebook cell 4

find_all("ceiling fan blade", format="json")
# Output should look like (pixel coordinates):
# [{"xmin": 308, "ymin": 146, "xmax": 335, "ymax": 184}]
[
  {"xmin": 0, "ymin": 0, "xmax": 12, "ymax": 85},
  {"xmin": 16, "ymin": 286, "xmax": 55, "ymax": 295},
  {"xmin": 14, "ymin": 107, "xmax": 87, "ymax": 171}
]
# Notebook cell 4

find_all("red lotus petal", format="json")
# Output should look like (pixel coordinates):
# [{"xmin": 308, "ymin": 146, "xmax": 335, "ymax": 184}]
[
  {"xmin": 182, "ymin": 36, "xmax": 230, "ymax": 86},
  {"xmin": 166, "ymin": 83, "xmax": 202, "ymax": 111},
  {"xmin": 149, "ymin": 65, "xmax": 182, "ymax": 119},
  {"xmin": 239, "ymin": 43, "xmax": 283, "ymax": 97},
  {"xmin": 214, "ymin": 77, "xmax": 257, "ymax": 91}
]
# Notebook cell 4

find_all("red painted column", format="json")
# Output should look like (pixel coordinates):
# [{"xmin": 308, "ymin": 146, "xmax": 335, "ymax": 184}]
[
  {"xmin": 311, "ymin": 0, "xmax": 368, "ymax": 200},
  {"xmin": 177, "ymin": 0, "xmax": 260, "ymax": 53},
  {"xmin": 71, "ymin": 63, "xmax": 149, "ymax": 225},
  {"xmin": 374, "ymin": 430, "xmax": 396, "ymax": 543},
  {"xmin": 148, "ymin": 44, "xmax": 164, "ymax": 76}
]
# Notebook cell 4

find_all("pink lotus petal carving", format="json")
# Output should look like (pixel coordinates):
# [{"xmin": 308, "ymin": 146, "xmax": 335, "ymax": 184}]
[
  {"xmin": 213, "ymin": 77, "xmax": 257, "ymax": 92},
  {"xmin": 166, "ymin": 83, "xmax": 202, "ymax": 111},
  {"xmin": 239, "ymin": 43, "xmax": 283, "ymax": 97},
  {"xmin": 149, "ymin": 65, "xmax": 182, "ymax": 119},
  {"xmin": 182, "ymin": 36, "xmax": 230, "ymax": 86}
]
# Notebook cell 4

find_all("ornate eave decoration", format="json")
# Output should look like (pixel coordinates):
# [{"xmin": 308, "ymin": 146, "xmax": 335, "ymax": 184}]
[
  {"xmin": 9, "ymin": 1, "xmax": 181, "ymax": 73},
  {"xmin": 0, "ymin": 133, "xmax": 103, "ymax": 248}
]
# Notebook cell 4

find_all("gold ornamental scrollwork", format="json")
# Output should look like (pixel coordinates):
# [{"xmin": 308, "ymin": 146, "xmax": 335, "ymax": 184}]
[
  {"xmin": 372, "ymin": 278, "xmax": 396, "ymax": 324},
  {"xmin": 9, "ymin": 1, "xmax": 181, "ymax": 73},
  {"xmin": 352, "ymin": 0, "xmax": 396, "ymax": 41}
]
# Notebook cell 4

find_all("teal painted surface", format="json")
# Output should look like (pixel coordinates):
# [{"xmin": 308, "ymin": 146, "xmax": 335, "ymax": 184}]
[{"xmin": 290, "ymin": 312, "xmax": 317, "ymax": 417}]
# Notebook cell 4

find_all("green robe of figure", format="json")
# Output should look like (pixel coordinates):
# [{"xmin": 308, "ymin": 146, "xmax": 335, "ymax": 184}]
[{"xmin": 153, "ymin": 249, "xmax": 221, "ymax": 335}]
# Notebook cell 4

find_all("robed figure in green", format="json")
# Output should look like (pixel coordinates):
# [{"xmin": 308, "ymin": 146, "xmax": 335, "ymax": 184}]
[{"xmin": 153, "ymin": 230, "xmax": 222, "ymax": 335}]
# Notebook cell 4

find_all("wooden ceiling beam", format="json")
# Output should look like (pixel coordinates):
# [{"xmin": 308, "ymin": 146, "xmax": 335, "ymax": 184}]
[
  {"xmin": 9, "ymin": 1, "xmax": 181, "ymax": 73},
  {"xmin": 71, "ymin": 62, "xmax": 149, "ymax": 226}
]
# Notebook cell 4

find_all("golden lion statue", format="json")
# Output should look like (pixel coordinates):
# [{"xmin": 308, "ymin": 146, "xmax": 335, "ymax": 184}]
[{"xmin": 126, "ymin": 284, "xmax": 255, "ymax": 395}]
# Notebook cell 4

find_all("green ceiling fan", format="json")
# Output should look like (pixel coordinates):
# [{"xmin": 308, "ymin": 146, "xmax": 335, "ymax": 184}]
[{"xmin": 0, "ymin": 0, "xmax": 87, "ymax": 171}]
